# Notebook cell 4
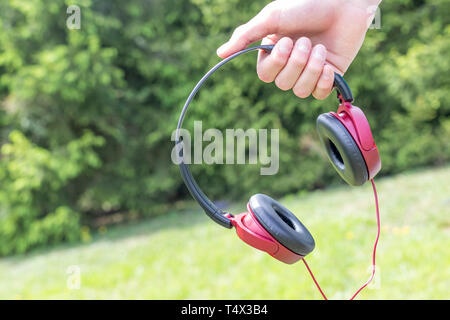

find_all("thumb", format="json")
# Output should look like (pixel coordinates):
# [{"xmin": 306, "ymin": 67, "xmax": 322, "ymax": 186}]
[{"xmin": 217, "ymin": 4, "xmax": 280, "ymax": 58}]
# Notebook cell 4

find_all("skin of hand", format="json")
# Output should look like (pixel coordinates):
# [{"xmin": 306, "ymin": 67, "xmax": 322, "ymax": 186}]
[{"xmin": 217, "ymin": 0, "xmax": 382, "ymax": 100}]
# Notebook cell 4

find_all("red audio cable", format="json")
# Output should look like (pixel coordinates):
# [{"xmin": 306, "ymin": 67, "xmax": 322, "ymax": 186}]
[
  {"xmin": 302, "ymin": 179, "xmax": 381, "ymax": 300},
  {"xmin": 302, "ymin": 258, "xmax": 328, "ymax": 300}
]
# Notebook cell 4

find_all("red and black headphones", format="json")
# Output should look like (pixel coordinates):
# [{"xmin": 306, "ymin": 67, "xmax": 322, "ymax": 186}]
[{"xmin": 175, "ymin": 45, "xmax": 381, "ymax": 299}]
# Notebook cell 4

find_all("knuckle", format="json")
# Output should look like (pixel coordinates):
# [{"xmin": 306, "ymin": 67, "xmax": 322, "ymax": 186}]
[
  {"xmin": 263, "ymin": 2, "xmax": 277, "ymax": 12},
  {"xmin": 295, "ymin": 37, "xmax": 311, "ymax": 47},
  {"xmin": 282, "ymin": 37, "xmax": 294, "ymax": 47},
  {"xmin": 257, "ymin": 69, "xmax": 274, "ymax": 83},
  {"xmin": 232, "ymin": 25, "xmax": 246, "ymax": 37},
  {"xmin": 308, "ymin": 63, "xmax": 323, "ymax": 74},
  {"xmin": 290, "ymin": 54, "xmax": 308, "ymax": 67},
  {"xmin": 313, "ymin": 91, "xmax": 327, "ymax": 100},
  {"xmin": 261, "ymin": 2, "xmax": 279, "ymax": 18},
  {"xmin": 317, "ymin": 81, "xmax": 332, "ymax": 91},
  {"xmin": 293, "ymin": 86, "xmax": 310, "ymax": 98},
  {"xmin": 272, "ymin": 55, "xmax": 287, "ymax": 67},
  {"xmin": 275, "ymin": 78, "xmax": 292, "ymax": 91}
]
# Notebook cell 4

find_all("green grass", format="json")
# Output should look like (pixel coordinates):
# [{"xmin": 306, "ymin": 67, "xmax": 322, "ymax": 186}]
[{"xmin": 1, "ymin": 166, "xmax": 449, "ymax": 299}]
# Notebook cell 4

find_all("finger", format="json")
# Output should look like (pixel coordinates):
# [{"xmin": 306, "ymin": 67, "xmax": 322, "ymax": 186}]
[
  {"xmin": 293, "ymin": 44, "xmax": 327, "ymax": 98},
  {"xmin": 256, "ymin": 35, "xmax": 279, "ymax": 68},
  {"xmin": 256, "ymin": 37, "xmax": 293, "ymax": 83},
  {"xmin": 217, "ymin": 3, "xmax": 280, "ymax": 58},
  {"xmin": 260, "ymin": 33, "xmax": 280, "ymax": 47},
  {"xmin": 312, "ymin": 64, "xmax": 335, "ymax": 100},
  {"xmin": 274, "ymin": 37, "xmax": 312, "ymax": 91}
]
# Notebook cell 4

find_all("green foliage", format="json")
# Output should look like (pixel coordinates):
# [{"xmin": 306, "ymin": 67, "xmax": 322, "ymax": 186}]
[
  {"xmin": 0, "ymin": 130, "xmax": 104, "ymax": 255},
  {"xmin": 0, "ymin": 0, "xmax": 448, "ymax": 255}
]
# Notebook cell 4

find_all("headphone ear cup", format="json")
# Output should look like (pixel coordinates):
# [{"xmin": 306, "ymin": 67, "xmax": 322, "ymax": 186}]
[
  {"xmin": 248, "ymin": 194, "xmax": 315, "ymax": 256},
  {"xmin": 316, "ymin": 113, "xmax": 368, "ymax": 186}
]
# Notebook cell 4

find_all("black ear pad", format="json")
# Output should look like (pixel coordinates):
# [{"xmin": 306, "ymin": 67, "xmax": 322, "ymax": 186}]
[
  {"xmin": 316, "ymin": 113, "xmax": 368, "ymax": 186},
  {"xmin": 248, "ymin": 194, "xmax": 315, "ymax": 256}
]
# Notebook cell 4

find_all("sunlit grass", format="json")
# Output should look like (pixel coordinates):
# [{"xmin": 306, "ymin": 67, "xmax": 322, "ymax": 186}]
[{"xmin": 0, "ymin": 166, "xmax": 449, "ymax": 299}]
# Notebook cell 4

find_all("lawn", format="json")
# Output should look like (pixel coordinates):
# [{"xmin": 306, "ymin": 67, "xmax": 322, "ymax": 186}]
[{"xmin": 1, "ymin": 166, "xmax": 449, "ymax": 299}]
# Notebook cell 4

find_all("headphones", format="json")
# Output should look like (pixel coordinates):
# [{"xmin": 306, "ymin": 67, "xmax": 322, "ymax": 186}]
[{"xmin": 175, "ymin": 45, "xmax": 381, "ymax": 266}]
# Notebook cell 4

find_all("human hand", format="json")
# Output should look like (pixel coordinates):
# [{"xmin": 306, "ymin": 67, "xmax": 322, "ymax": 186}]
[{"xmin": 217, "ymin": 0, "xmax": 381, "ymax": 99}]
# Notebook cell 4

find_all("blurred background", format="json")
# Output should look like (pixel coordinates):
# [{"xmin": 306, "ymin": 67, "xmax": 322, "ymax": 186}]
[{"xmin": 0, "ymin": 0, "xmax": 448, "ymax": 299}]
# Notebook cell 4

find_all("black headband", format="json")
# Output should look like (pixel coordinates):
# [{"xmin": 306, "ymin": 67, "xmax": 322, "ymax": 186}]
[{"xmin": 175, "ymin": 45, "xmax": 354, "ymax": 229}]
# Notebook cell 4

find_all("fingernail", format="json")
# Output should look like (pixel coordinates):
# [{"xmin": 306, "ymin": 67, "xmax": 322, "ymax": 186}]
[
  {"xmin": 278, "ymin": 42, "xmax": 291, "ymax": 54},
  {"xmin": 313, "ymin": 45, "xmax": 326, "ymax": 59},
  {"xmin": 296, "ymin": 38, "xmax": 310, "ymax": 52}
]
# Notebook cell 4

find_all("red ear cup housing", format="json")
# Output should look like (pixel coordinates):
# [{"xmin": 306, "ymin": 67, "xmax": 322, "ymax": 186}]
[
  {"xmin": 317, "ymin": 102, "xmax": 381, "ymax": 186},
  {"xmin": 228, "ymin": 194, "xmax": 315, "ymax": 264}
]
